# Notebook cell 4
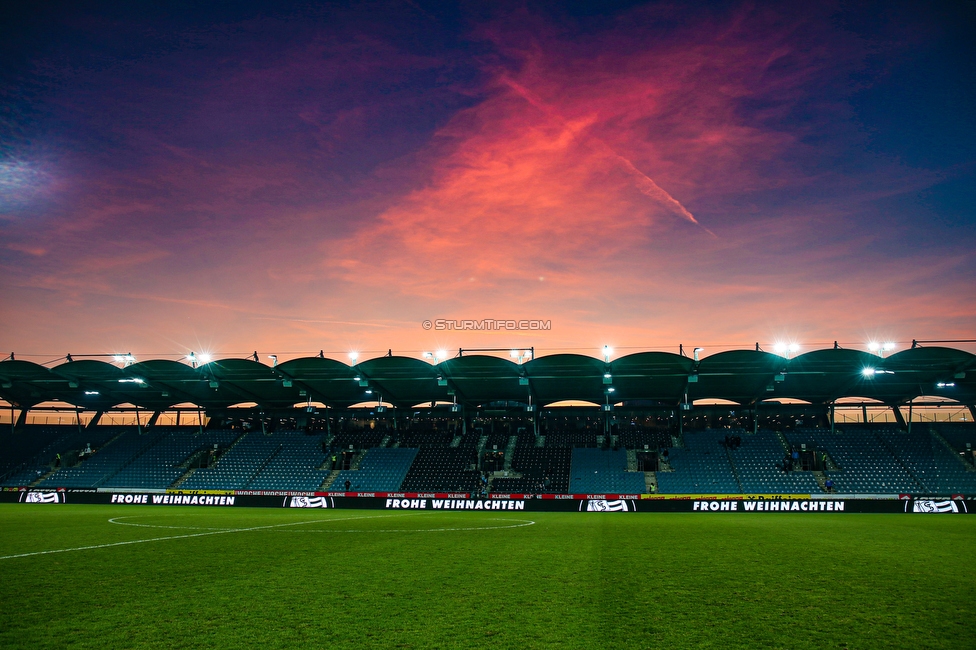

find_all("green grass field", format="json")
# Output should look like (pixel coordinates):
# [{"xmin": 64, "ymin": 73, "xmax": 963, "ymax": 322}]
[{"xmin": 1, "ymin": 505, "xmax": 973, "ymax": 649}]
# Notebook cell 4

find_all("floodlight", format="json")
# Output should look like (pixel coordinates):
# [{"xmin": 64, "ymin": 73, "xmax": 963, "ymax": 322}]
[
  {"xmin": 348, "ymin": 352, "xmax": 359, "ymax": 363},
  {"xmin": 602, "ymin": 345, "xmax": 613, "ymax": 362},
  {"xmin": 789, "ymin": 343, "xmax": 800, "ymax": 353},
  {"xmin": 604, "ymin": 373, "xmax": 612, "ymax": 379},
  {"xmin": 510, "ymin": 349, "xmax": 520, "ymax": 358},
  {"xmin": 862, "ymin": 368, "xmax": 876, "ymax": 377},
  {"xmin": 113, "ymin": 355, "xmax": 125, "ymax": 363},
  {"xmin": 422, "ymin": 351, "xmax": 434, "ymax": 359},
  {"xmin": 868, "ymin": 342, "xmax": 880, "ymax": 352},
  {"xmin": 436, "ymin": 350, "xmax": 448, "ymax": 360},
  {"xmin": 773, "ymin": 343, "xmax": 787, "ymax": 354},
  {"xmin": 84, "ymin": 390, "xmax": 99, "ymax": 395},
  {"xmin": 883, "ymin": 342, "xmax": 896, "ymax": 351},
  {"xmin": 198, "ymin": 353, "xmax": 211, "ymax": 363}
]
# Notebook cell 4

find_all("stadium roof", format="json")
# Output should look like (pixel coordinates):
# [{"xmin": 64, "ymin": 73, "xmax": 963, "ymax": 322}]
[{"xmin": 1, "ymin": 347, "xmax": 973, "ymax": 413}]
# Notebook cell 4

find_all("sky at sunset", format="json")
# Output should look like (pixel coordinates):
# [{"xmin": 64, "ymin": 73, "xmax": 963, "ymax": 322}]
[{"xmin": 1, "ymin": 1, "xmax": 974, "ymax": 364}]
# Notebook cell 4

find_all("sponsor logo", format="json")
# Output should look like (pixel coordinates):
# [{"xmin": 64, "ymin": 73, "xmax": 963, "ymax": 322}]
[
  {"xmin": 585, "ymin": 499, "xmax": 630, "ymax": 512},
  {"xmin": 288, "ymin": 496, "xmax": 330, "ymax": 508},
  {"xmin": 22, "ymin": 491, "xmax": 64, "ymax": 504},
  {"xmin": 912, "ymin": 500, "xmax": 965, "ymax": 513}
]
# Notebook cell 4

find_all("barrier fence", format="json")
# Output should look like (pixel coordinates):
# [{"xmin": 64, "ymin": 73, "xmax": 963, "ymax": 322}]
[{"xmin": 2, "ymin": 488, "xmax": 972, "ymax": 514}]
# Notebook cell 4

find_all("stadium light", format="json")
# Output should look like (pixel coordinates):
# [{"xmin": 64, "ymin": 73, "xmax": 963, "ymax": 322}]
[
  {"xmin": 268, "ymin": 354, "xmax": 278, "ymax": 367},
  {"xmin": 862, "ymin": 368, "xmax": 876, "ymax": 377},
  {"xmin": 422, "ymin": 351, "xmax": 434, "ymax": 360},
  {"xmin": 773, "ymin": 343, "xmax": 800, "ymax": 359},
  {"xmin": 348, "ymin": 352, "xmax": 359, "ymax": 363},
  {"xmin": 869, "ymin": 341, "xmax": 896, "ymax": 357},
  {"xmin": 84, "ymin": 390, "xmax": 99, "ymax": 395},
  {"xmin": 436, "ymin": 350, "xmax": 448, "ymax": 360},
  {"xmin": 602, "ymin": 346, "xmax": 613, "ymax": 362},
  {"xmin": 198, "ymin": 353, "xmax": 211, "ymax": 363},
  {"xmin": 693, "ymin": 347, "xmax": 704, "ymax": 362}
]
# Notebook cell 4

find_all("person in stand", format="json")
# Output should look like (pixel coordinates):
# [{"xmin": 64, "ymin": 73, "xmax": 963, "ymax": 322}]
[
  {"xmin": 825, "ymin": 478, "xmax": 834, "ymax": 493},
  {"xmin": 344, "ymin": 479, "xmax": 351, "ymax": 492},
  {"xmin": 54, "ymin": 453, "xmax": 61, "ymax": 468}
]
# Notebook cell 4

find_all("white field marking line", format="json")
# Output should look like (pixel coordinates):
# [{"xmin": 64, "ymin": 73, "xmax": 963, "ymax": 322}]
[
  {"xmin": 109, "ymin": 514, "xmax": 536, "ymax": 534},
  {"xmin": 107, "ymin": 512, "xmax": 418, "ymax": 531},
  {"xmin": 272, "ymin": 519, "xmax": 537, "ymax": 533},
  {"xmin": 0, "ymin": 513, "xmax": 412, "ymax": 561}
]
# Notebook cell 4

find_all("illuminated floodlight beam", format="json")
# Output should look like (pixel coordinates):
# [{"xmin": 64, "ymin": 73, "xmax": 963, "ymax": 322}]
[
  {"xmin": 602, "ymin": 346, "xmax": 613, "ymax": 363},
  {"xmin": 868, "ymin": 341, "xmax": 896, "ymax": 357},
  {"xmin": 773, "ymin": 343, "xmax": 801, "ymax": 358}
]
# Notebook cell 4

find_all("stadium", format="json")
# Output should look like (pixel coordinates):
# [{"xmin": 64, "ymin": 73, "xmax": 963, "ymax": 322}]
[
  {"xmin": 3, "ymin": 1, "xmax": 976, "ymax": 648},
  {"xmin": 2, "ymin": 344, "xmax": 975, "ymax": 647}
]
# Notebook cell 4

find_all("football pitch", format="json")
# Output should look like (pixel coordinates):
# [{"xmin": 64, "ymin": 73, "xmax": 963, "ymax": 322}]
[{"xmin": 1, "ymin": 505, "xmax": 973, "ymax": 649}]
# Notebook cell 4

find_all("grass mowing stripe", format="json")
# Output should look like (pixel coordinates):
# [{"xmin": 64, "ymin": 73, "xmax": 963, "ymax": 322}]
[{"xmin": 0, "ymin": 512, "xmax": 413, "ymax": 560}]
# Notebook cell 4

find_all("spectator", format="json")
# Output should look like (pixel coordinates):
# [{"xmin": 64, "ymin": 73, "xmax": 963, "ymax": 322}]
[{"xmin": 825, "ymin": 478, "xmax": 834, "ymax": 493}]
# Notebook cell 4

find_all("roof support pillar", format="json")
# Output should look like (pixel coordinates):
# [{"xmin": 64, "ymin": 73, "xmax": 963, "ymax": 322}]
[
  {"xmin": 86, "ymin": 411, "xmax": 103, "ymax": 429},
  {"xmin": 15, "ymin": 407, "xmax": 28, "ymax": 430},
  {"xmin": 891, "ymin": 404, "xmax": 907, "ymax": 430},
  {"xmin": 968, "ymin": 404, "xmax": 976, "ymax": 422},
  {"xmin": 147, "ymin": 411, "xmax": 161, "ymax": 429}
]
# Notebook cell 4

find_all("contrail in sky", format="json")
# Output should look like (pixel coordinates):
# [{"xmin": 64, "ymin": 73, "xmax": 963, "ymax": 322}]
[{"xmin": 501, "ymin": 77, "xmax": 714, "ymax": 235}]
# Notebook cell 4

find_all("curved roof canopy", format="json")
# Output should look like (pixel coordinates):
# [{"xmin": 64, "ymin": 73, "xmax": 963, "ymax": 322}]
[{"xmin": 1, "ymin": 347, "xmax": 973, "ymax": 412}]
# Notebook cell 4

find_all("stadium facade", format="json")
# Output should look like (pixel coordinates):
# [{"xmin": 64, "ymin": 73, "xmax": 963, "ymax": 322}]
[{"xmin": 1, "ymin": 346, "xmax": 974, "ymax": 503}]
